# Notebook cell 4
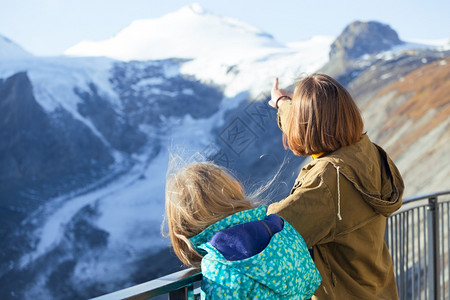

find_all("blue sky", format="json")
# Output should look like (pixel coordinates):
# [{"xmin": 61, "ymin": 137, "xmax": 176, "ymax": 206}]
[{"xmin": 1, "ymin": 0, "xmax": 449, "ymax": 56}]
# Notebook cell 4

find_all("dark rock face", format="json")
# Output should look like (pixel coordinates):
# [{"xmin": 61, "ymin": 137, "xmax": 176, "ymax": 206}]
[
  {"xmin": 110, "ymin": 59, "xmax": 223, "ymax": 126},
  {"xmin": 0, "ymin": 72, "xmax": 114, "ymax": 191},
  {"xmin": 330, "ymin": 21, "xmax": 403, "ymax": 60},
  {"xmin": 321, "ymin": 21, "xmax": 410, "ymax": 86},
  {"xmin": 76, "ymin": 83, "xmax": 146, "ymax": 154}
]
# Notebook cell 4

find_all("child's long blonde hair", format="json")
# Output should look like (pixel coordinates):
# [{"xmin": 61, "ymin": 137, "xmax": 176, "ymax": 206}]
[{"xmin": 164, "ymin": 161, "xmax": 254, "ymax": 268}]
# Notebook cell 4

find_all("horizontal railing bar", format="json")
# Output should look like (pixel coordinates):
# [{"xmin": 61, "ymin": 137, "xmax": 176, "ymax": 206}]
[
  {"xmin": 90, "ymin": 268, "xmax": 201, "ymax": 300},
  {"xmin": 402, "ymin": 190, "xmax": 450, "ymax": 204},
  {"xmin": 395, "ymin": 190, "xmax": 450, "ymax": 215},
  {"xmin": 395, "ymin": 199, "xmax": 429, "ymax": 214}
]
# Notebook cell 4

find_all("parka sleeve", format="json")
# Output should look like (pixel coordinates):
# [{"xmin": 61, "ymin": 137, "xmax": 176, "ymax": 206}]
[
  {"xmin": 201, "ymin": 277, "xmax": 248, "ymax": 299},
  {"xmin": 200, "ymin": 263, "xmax": 253, "ymax": 299},
  {"xmin": 267, "ymin": 166, "xmax": 337, "ymax": 247},
  {"xmin": 277, "ymin": 100, "xmax": 292, "ymax": 131}
]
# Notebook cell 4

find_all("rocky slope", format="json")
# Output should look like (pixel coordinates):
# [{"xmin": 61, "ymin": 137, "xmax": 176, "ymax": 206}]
[{"xmin": 362, "ymin": 57, "xmax": 450, "ymax": 197}]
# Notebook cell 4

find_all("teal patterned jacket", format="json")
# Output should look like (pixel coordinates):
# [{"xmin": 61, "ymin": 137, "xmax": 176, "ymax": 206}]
[{"xmin": 189, "ymin": 207, "xmax": 322, "ymax": 299}]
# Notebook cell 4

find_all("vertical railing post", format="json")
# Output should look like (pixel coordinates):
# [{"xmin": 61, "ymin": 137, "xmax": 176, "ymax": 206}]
[
  {"xmin": 169, "ymin": 284, "xmax": 194, "ymax": 300},
  {"xmin": 427, "ymin": 196, "xmax": 440, "ymax": 300}
]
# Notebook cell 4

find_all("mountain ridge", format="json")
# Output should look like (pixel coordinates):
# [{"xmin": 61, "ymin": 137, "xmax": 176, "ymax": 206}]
[
  {"xmin": 0, "ymin": 35, "xmax": 33, "ymax": 59},
  {"xmin": 64, "ymin": 3, "xmax": 281, "ymax": 62}
]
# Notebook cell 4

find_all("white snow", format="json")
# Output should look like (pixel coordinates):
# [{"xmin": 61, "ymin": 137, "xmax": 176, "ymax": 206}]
[
  {"xmin": 0, "ymin": 56, "xmax": 119, "ymax": 112},
  {"xmin": 134, "ymin": 77, "xmax": 165, "ymax": 87},
  {"xmin": 0, "ymin": 35, "xmax": 34, "ymax": 60},
  {"xmin": 405, "ymin": 37, "xmax": 450, "ymax": 49},
  {"xmin": 65, "ymin": 3, "xmax": 283, "ymax": 62},
  {"xmin": 180, "ymin": 35, "xmax": 333, "ymax": 98},
  {"xmin": 388, "ymin": 38, "xmax": 450, "ymax": 53}
]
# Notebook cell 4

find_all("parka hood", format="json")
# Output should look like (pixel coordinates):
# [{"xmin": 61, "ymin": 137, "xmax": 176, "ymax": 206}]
[{"xmin": 321, "ymin": 134, "xmax": 404, "ymax": 217}]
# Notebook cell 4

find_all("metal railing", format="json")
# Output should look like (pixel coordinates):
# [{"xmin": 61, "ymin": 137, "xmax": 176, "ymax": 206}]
[
  {"xmin": 92, "ymin": 190, "xmax": 450, "ymax": 300},
  {"xmin": 386, "ymin": 190, "xmax": 450, "ymax": 300},
  {"xmin": 91, "ymin": 268, "xmax": 202, "ymax": 300}
]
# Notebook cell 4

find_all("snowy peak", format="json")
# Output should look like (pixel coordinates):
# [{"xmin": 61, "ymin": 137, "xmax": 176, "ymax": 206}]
[
  {"xmin": 182, "ymin": 2, "xmax": 207, "ymax": 15},
  {"xmin": 0, "ymin": 35, "xmax": 33, "ymax": 60},
  {"xmin": 177, "ymin": 3, "xmax": 273, "ymax": 39},
  {"xmin": 64, "ymin": 3, "xmax": 281, "ymax": 61},
  {"xmin": 330, "ymin": 21, "xmax": 403, "ymax": 59}
]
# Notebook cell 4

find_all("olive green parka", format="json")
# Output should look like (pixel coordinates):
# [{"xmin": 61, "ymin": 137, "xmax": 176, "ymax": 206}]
[{"xmin": 268, "ymin": 100, "xmax": 404, "ymax": 299}]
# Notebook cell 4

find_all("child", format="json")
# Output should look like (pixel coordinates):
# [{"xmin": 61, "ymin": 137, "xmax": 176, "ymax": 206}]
[{"xmin": 164, "ymin": 161, "xmax": 321, "ymax": 299}]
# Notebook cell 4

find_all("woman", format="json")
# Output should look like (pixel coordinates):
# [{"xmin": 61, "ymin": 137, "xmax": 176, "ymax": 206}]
[{"xmin": 267, "ymin": 74, "xmax": 404, "ymax": 299}]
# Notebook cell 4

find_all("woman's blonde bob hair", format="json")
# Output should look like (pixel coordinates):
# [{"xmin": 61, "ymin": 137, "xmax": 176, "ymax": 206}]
[
  {"xmin": 164, "ymin": 161, "xmax": 254, "ymax": 268},
  {"xmin": 283, "ymin": 73, "xmax": 364, "ymax": 156}
]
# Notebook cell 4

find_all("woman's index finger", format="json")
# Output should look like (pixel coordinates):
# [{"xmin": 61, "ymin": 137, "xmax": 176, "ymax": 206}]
[{"xmin": 273, "ymin": 77, "xmax": 279, "ymax": 90}]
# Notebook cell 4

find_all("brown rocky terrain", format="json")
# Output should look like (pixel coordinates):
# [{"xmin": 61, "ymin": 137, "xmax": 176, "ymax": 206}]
[{"xmin": 362, "ymin": 57, "xmax": 450, "ymax": 197}]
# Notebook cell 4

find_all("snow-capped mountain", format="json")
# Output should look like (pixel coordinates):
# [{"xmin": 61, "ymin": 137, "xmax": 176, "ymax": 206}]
[
  {"xmin": 65, "ymin": 3, "xmax": 282, "ymax": 62},
  {"xmin": 0, "ymin": 4, "xmax": 449, "ymax": 299},
  {"xmin": 0, "ymin": 35, "xmax": 33, "ymax": 60},
  {"xmin": 65, "ymin": 3, "xmax": 333, "ymax": 97}
]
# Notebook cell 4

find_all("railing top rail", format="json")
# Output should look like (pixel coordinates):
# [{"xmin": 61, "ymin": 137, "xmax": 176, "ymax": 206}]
[
  {"xmin": 393, "ymin": 190, "xmax": 450, "ymax": 214},
  {"xmin": 90, "ymin": 268, "xmax": 201, "ymax": 300},
  {"xmin": 402, "ymin": 190, "xmax": 450, "ymax": 204}
]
